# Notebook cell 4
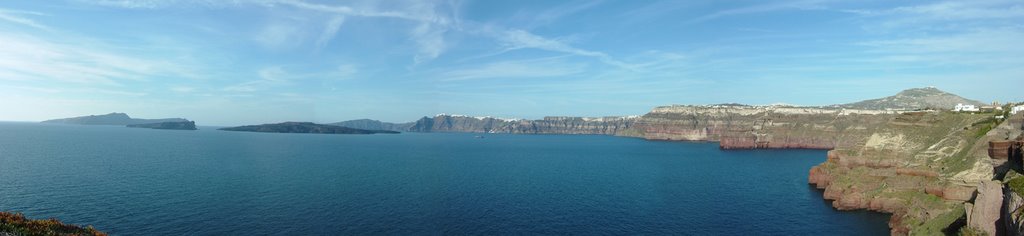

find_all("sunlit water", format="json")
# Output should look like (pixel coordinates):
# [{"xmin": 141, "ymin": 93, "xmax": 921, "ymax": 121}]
[{"xmin": 0, "ymin": 122, "xmax": 888, "ymax": 235}]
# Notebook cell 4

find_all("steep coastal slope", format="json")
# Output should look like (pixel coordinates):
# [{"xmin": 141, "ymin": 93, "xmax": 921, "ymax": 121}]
[
  {"xmin": 219, "ymin": 122, "xmax": 399, "ymax": 134},
  {"xmin": 838, "ymin": 87, "xmax": 985, "ymax": 110},
  {"xmin": 628, "ymin": 101, "xmax": 1018, "ymax": 234},
  {"xmin": 42, "ymin": 113, "xmax": 189, "ymax": 125}
]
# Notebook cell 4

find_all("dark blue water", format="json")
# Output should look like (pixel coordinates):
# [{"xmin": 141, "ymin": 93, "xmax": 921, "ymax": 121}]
[{"xmin": 0, "ymin": 122, "xmax": 888, "ymax": 235}]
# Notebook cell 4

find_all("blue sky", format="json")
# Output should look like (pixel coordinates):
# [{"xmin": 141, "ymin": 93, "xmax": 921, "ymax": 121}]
[{"xmin": 0, "ymin": 0, "xmax": 1021, "ymax": 125}]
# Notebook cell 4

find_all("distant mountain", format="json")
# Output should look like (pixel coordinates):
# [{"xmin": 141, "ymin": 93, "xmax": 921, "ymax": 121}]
[
  {"xmin": 42, "ymin": 113, "xmax": 190, "ymax": 125},
  {"xmin": 218, "ymin": 122, "xmax": 399, "ymax": 134},
  {"xmin": 127, "ymin": 121, "xmax": 197, "ymax": 130},
  {"xmin": 838, "ymin": 87, "xmax": 985, "ymax": 110},
  {"xmin": 328, "ymin": 119, "xmax": 414, "ymax": 132}
]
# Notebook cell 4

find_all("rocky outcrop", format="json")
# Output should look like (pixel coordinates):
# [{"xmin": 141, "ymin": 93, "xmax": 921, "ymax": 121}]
[
  {"xmin": 127, "ymin": 121, "xmax": 197, "ymax": 130},
  {"xmin": 42, "ymin": 112, "xmax": 189, "ymax": 125},
  {"xmin": 967, "ymin": 180, "xmax": 1004, "ymax": 236},
  {"xmin": 219, "ymin": 122, "xmax": 399, "ymax": 134},
  {"xmin": 1004, "ymin": 171, "xmax": 1024, "ymax": 236},
  {"xmin": 406, "ymin": 114, "xmax": 639, "ymax": 135}
]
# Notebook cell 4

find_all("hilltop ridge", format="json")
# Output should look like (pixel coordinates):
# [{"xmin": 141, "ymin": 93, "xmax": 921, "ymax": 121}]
[{"xmin": 838, "ymin": 87, "xmax": 985, "ymax": 110}]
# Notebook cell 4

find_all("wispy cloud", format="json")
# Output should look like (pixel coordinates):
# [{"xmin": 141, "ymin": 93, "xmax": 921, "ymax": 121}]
[
  {"xmin": 275, "ymin": 0, "xmax": 457, "ymax": 63},
  {"xmin": 512, "ymin": 0, "xmax": 605, "ymax": 28},
  {"xmin": 842, "ymin": 1, "xmax": 1024, "ymax": 32},
  {"xmin": 255, "ymin": 22, "xmax": 305, "ymax": 49},
  {"xmin": 438, "ymin": 57, "xmax": 586, "ymax": 81},
  {"xmin": 85, "ymin": 0, "xmax": 246, "ymax": 9},
  {"xmin": 847, "ymin": 1, "xmax": 1024, "ymax": 20},
  {"xmin": 224, "ymin": 64, "xmax": 359, "ymax": 92},
  {"xmin": 315, "ymin": 15, "xmax": 345, "ymax": 49},
  {"xmin": 687, "ymin": 0, "xmax": 830, "ymax": 24},
  {"xmin": 0, "ymin": 8, "xmax": 52, "ymax": 31},
  {"xmin": 490, "ymin": 29, "xmax": 633, "ymax": 69},
  {"xmin": 86, "ymin": 0, "xmax": 631, "ymax": 69},
  {"xmin": 0, "ymin": 32, "xmax": 197, "ymax": 85},
  {"xmin": 224, "ymin": 66, "xmax": 288, "ymax": 92}
]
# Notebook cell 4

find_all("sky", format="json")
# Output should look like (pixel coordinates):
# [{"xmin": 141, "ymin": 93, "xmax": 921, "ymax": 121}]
[{"xmin": 0, "ymin": 0, "xmax": 1021, "ymax": 125}]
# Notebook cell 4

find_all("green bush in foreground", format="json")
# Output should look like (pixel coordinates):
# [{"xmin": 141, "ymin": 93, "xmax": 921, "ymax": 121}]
[{"xmin": 0, "ymin": 212, "xmax": 105, "ymax": 236}]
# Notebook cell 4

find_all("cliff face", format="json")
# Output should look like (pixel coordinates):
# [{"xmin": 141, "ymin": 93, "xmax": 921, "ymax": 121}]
[
  {"xmin": 633, "ymin": 105, "xmax": 898, "ymax": 149},
  {"xmin": 406, "ymin": 114, "xmax": 639, "ymax": 135},
  {"xmin": 631, "ymin": 104, "xmax": 1004, "ymax": 234}
]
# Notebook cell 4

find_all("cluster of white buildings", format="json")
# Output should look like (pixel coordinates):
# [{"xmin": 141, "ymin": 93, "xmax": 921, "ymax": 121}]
[
  {"xmin": 953, "ymin": 103, "xmax": 980, "ymax": 112},
  {"xmin": 955, "ymin": 103, "xmax": 1024, "ymax": 115}
]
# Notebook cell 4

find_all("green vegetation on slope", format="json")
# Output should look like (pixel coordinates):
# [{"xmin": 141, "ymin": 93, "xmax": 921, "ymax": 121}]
[{"xmin": 0, "ymin": 212, "xmax": 106, "ymax": 236}]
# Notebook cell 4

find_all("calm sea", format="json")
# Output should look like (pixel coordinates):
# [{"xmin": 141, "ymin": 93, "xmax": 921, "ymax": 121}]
[{"xmin": 0, "ymin": 122, "xmax": 888, "ymax": 235}]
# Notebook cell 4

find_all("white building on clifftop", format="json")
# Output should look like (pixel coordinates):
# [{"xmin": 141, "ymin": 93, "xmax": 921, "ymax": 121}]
[
  {"xmin": 1012, "ymin": 105, "xmax": 1024, "ymax": 115},
  {"xmin": 954, "ymin": 103, "xmax": 979, "ymax": 112}
]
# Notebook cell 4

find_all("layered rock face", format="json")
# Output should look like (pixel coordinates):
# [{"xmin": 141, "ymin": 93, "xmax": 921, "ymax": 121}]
[
  {"xmin": 631, "ymin": 104, "xmax": 1001, "ymax": 234},
  {"xmin": 406, "ymin": 114, "xmax": 639, "ymax": 135},
  {"xmin": 633, "ymin": 105, "xmax": 898, "ymax": 149}
]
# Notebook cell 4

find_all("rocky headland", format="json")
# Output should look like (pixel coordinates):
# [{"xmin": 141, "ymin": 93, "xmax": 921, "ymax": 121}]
[
  {"xmin": 219, "ymin": 122, "xmax": 400, "ymax": 134},
  {"xmin": 126, "ymin": 121, "xmax": 198, "ymax": 130}
]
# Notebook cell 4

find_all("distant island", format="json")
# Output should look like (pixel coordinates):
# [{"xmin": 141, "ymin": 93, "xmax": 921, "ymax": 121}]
[
  {"xmin": 218, "ymin": 122, "xmax": 400, "ymax": 134},
  {"xmin": 42, "ymin": 113, "xmax": 191, "ymax": 126},
  {"xmin": 127, "ymin": 121, "xmax": 197, "ymax": 130}
]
